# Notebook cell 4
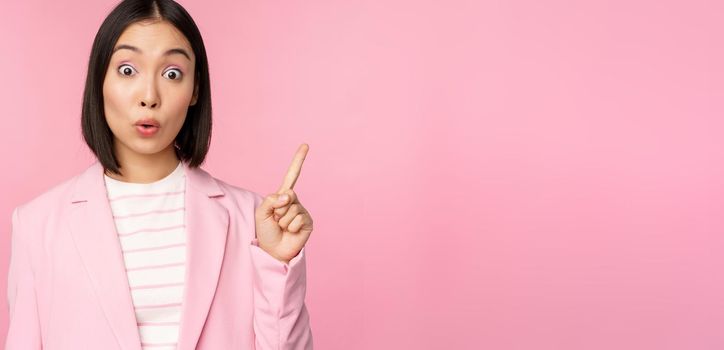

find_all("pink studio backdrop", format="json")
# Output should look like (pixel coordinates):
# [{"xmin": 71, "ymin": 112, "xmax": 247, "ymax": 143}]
[{"xmin": 1, "ymin": 0, "xmax": 723, "ymax": 349}]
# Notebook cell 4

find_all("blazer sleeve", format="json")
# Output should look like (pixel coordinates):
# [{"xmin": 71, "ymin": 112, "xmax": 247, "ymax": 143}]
[
  {"xmin": 249, "ymin": 238, "xmax": 313, "ymax": 350},
  {"xmin": 5, "ymin": 206, "xmax": 42, "ymax": 349}
]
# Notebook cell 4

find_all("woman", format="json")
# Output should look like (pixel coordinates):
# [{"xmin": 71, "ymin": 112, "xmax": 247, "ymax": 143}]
[{"xmin": 5, "ymin": 0, "xmax": 314, "ymax": 349}]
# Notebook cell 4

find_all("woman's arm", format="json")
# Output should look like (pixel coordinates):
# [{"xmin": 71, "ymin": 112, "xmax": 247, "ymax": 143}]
[
  {"xmin": 5, "ymin": 206, "xmax": 43, "ymax": 349},
  {"xmin": 247, "ymin": 144, "xmax": 314, "ymax": 349},
  {"xmin": 249, "ymin": 239, "xmax": 313, "ymax": 350}
]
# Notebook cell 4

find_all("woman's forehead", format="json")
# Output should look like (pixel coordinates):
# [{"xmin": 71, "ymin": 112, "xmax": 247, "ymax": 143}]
[{"xmin": 114, "ymin": 20, "xmax": 193, "ymax": 59}]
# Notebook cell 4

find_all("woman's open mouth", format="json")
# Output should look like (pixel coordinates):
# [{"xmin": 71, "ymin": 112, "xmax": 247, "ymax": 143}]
[{"xmin": 136, "ymin": 124, "xmax": 159, "ymax": 136}]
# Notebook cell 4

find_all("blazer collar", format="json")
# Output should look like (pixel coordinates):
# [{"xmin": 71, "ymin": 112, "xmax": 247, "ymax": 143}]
[
  {"xmin": 69, "ymin": 160, "xmax": 224, "ymax": 203},
  {"xmin": 67, "ymin": 160, "xmax": 230, "ymax": 350}
]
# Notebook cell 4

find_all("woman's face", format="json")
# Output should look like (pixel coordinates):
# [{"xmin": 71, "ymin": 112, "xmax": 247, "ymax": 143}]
[{"xmin": 103, "ymin": 19, "xmax": 198, "ymax": 162}]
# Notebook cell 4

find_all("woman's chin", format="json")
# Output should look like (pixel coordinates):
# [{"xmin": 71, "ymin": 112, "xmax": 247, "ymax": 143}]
[{"xmin": 117, "ymin": 139, "xmax": 173, "ymax": 158}]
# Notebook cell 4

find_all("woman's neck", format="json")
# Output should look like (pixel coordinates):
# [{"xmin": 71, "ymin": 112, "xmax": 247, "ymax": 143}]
[{"xmin": 105, "ymin": 144, "xmax": 181, "ymax": 184}]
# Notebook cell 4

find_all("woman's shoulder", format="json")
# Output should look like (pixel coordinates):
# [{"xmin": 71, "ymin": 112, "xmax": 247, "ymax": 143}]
[
  {"xmin": 14, "ymin": 168, "xmax": 85, "ymax": 218},
  {"xmin": 207, "ymin": 174, "xmax": 264, "ymax": 208},
  {"xmin": 189, "ymin": 164, "xmax": 264, "ymax": 210}
]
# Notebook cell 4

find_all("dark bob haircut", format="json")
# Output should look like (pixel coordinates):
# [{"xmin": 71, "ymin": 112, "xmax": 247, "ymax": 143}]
[{"xmin": 81, "ymin": 0, "xmax": 211, "ymax": 175}]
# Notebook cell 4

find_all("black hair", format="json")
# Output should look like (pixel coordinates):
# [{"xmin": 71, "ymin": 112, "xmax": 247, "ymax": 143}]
[{"xmin": 81, "ymin": 0, "xmax": 211, "ymax": 175}]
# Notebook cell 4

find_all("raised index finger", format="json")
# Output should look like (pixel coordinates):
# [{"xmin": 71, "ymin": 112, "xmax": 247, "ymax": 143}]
[{"xmin": 278, "ymin": 143, "xmax": 309, "ymax": 193}]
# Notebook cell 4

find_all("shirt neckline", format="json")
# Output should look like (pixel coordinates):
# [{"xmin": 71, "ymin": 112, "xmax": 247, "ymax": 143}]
[{"xmin": 103, "ymin": 161, "xmax": 185, "ymax": 189}]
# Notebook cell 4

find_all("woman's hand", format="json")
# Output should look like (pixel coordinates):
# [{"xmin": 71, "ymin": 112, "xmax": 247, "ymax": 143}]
[{"xmin": 254, "ymin": 144, "xmax": 314, "ymax": 264}]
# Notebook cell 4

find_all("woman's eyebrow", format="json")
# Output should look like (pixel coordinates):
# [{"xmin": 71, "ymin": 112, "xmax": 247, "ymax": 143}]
[{"xmin": 112, "ymin": 44, "xmax": 191, "ymax": 61}]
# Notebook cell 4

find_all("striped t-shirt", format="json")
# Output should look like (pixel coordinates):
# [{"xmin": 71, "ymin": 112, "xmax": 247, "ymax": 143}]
[{"xmin": 103, "ymin": 161, "xmax": 187, "ymax": 350}]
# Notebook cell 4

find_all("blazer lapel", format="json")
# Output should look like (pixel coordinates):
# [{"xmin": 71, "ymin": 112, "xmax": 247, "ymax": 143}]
[
  {"xmin": 68, "ymin": 160, "xmax": 229, "ymax": 350},
  {"xmin": 177, "ymin": 161, "xmax": 229, "ymax": 350},
  {"xmin": 68, "ymin": 161, "xmax": 142, "ymax": 350}
]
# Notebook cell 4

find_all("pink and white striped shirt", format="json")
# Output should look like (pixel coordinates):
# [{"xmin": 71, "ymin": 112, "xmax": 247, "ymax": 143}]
[{"xmin": 103, "ymin": 161, "xmax": 186, "ymax": 350}]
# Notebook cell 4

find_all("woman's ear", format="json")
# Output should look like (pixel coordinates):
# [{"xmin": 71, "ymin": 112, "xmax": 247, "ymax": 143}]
[{"xmin": 190, "ymin": 83, "xmax": 199, "ymax": 106}]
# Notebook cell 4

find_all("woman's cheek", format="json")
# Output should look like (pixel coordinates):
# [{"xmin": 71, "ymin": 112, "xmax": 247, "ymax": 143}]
[
  {"xmin": 166, "ymin": 86, "xmax": 194, "ymax": 123},
  {"xmin": 103, "ymin": 78, "xmax": 128, "ymax": 120}
]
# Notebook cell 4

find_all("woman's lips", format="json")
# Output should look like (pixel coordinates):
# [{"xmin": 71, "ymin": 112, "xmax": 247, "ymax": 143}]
[
  {"xmin": 135, "ymin": 117, "xmax": 160, "ymax": 127},
  {"xmin": 136, "ymin": 124, "xmax": 159, "ymax": 137}
]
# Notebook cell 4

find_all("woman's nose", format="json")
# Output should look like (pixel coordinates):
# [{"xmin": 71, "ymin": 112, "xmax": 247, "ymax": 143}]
[
  {"xmin": 140, "ymin": 100, "xmax": 158, "ymax": 108},
  {"xmin": 140, "ymin": 78, "xmax": 160, "ymax": 108}
]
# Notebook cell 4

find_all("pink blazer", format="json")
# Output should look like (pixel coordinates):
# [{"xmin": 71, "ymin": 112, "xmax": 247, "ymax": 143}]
[{"xmin": 5, "ymin": 160, "xmax": 313, "ymax": 349}]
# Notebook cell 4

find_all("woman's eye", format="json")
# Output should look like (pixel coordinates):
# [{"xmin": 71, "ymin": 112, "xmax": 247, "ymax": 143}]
[
  {"xmin": 118, "ymin": 64, "xmax": 136, "ymax": 76},
  {"xmin": 163, "ymin": 68, "xmax": 183, "ymax": 80}
]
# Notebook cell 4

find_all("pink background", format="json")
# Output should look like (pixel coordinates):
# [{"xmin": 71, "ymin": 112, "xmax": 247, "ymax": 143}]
[{"xmin": 1, "ymin": 0, "xmax": 723, "ymax": 348}]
